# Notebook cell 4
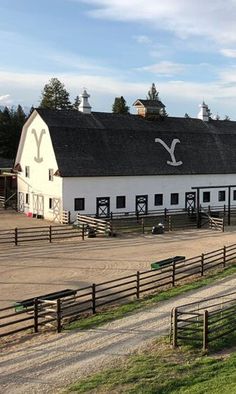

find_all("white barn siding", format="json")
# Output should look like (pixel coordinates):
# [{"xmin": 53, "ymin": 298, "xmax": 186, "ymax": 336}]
[
  {"xmin": 16, "ymin": 114, "xmax": 63, "ymax": 220},
  {"xmin": 63, "ymin": 174, "xmax": 236, "ymax": 220}
]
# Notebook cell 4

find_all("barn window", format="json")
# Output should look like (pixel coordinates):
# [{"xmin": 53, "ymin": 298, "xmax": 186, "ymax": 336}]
[
  {"xmin": 116, "ymin": 196, "xmax": 126, "ymax": 209},
  {"xmin": 218, "ymin": 190, "xmax": 226, "ymax": 202},
  {"xmin": 25, "ymin": 166, "xmax": 30, "ymax": 178},
  {"xmin": 49, "ymin": 169, "xmax": 54, "ymax": 181},
  {"xmin": 49, "ymin": 198, "xmax": 53, "ymax": 209},
  {"xmin": 203, "ymin": 191, "xmax": 210, "ymax": 203},
  {"xmin": 25, "ymin": 193, "xmax": 29, "ymax": 204},
  {"xmin": 74, "ymin": 198, "xmax": 85, "ymax": 211},
  {"xmin": 171, "ymin": 193, "xmax": 179, "ymax": 205},
  {"xmin": 233, "ymin": 190, "xmax": 236, "ymax": 200},
  {"xmin": 154, "ymin": 194, "xmax": 163, "ymax": 206}
]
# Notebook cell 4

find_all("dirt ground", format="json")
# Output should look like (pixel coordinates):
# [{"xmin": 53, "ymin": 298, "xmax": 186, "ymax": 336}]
[{"xmin": 0, "ymin": 210, "xmax": 236, "ymax": 308}]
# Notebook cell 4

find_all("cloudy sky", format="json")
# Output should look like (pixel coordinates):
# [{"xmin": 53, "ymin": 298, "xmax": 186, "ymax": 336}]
[{"xmin": 1, "ymin": 0, "xmax": 236, "ymax": 118}]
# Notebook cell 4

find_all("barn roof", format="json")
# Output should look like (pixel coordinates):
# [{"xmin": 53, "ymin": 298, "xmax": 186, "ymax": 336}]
[
  {"xmin": 0, "ymin": 157, "xmax": 13, "ymax": 170},
  {"xmin": 36, "ymin": 108, "xmax": 236, "ymax": 177}
]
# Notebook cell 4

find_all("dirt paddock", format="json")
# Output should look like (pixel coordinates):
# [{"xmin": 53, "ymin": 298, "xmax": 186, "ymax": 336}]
[{"xmin": 0, "ymin": 210, "xmax": 236, "ymax": 308}]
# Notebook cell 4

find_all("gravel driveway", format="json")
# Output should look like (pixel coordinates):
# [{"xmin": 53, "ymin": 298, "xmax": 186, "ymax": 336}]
[{"xmin": 0, "ymin": 274, "xmax": 235, "ymax": 394}]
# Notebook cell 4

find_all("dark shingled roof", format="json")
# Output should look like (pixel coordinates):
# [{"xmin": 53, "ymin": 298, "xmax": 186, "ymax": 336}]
[
  {"xmin": 133, "ymin": 99, "xmax": 165, "ymax": 108},
  {"xmin": 36, "ymin": 109, "xmax": 236, "ymax": 177}
]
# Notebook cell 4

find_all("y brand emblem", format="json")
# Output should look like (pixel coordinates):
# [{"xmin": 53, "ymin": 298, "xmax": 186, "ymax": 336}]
[
  {"xmin": 155, "ymin": 138, "xmax": 183, "ymax": 166},
  {"xmin": 32, "ymin": 129, "xmax": 46, "ymax": 163}
]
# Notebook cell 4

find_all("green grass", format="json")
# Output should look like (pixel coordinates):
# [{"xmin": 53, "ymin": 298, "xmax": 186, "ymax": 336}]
[
  {"xmin": 66, "ymin": 337, "xmax": 236, "ymax": 393},
  {"xmin": 65, "ymin": 264, "xmax": 236, "ymax": 331}
]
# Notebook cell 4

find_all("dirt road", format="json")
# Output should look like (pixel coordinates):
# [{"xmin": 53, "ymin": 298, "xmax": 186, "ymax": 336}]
[{"xmin": 0, "ymin": 274, "xmax": 235, "ymax": 394}]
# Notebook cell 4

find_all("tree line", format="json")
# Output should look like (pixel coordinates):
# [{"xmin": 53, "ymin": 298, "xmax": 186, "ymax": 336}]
[{"xmin": 0, "ymin": 77, "xmax": 131, "ymax": 160}]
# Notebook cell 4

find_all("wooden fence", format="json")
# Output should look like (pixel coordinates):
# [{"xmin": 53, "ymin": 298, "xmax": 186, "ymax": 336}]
[
  {"xmin": 76, "ymin": 214, "xmax": 112, "ymax": 235},
  {"xmin": 0, "ymin": 225, "xmax": 83, "ymax": 246},
  {"xmin": 0, "ymin": 196, "xmax": 5, "ymax": 208},
  {"xmin": 171, "ymin": 291, "xmax": 236, "ymax": 350},
  {"xmin": 1, "ymin": 243, "xmax": 236, "ymax": 340}
]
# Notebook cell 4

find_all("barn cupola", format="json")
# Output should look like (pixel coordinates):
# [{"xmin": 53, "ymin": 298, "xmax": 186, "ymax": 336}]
[
  {"xmin": 79, "ymin": 89, "xmax": 92, "ymax": 114},
  {"xmin": 133, "ymin": 83, "xmax": 166, "ymax": 118},
  {"xmin": 197, "ymin": 101, "xmax": 210, "ymax": 122}
]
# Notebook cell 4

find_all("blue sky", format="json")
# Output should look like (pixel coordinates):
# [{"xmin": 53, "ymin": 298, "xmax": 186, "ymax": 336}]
[{"xmin": 1, "ymin": 0, "xmax": 236, "ymax": 118}]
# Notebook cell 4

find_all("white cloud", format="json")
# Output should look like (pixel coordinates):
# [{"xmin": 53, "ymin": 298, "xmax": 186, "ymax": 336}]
[
  {"xmin": 220, "ymin": 48, "xmax": 236, "ymax": 58},
  {"xmin": 133, "ymin": 35, "xmax": 151, "ymax": 45},
  {"xmin": 79, "ymin": 0, "xmax": 236, "ymax": 45},
  {"xmin": 137, "ymin": 61, "xmax": 185, "ymax": 76},
  {"xmin": 0, "ymin": 94, "xmax": 13, "ymax": 105}
]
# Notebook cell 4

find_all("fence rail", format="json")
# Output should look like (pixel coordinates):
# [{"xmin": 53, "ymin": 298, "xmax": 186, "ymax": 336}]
[
  {"xmin": 171, "ymin": 291, "xmax": 236, "ymax": 350},
  {"xmin": 76, "ymin": 214, "xmax": 112, "ymax": 235},
  {"xmin": 0, "ymin": 225, "xmax": 83, "ymax": 246},
  {"xmin": 1, "ymin": 243, "xmax": 236, "ymax": 340}
]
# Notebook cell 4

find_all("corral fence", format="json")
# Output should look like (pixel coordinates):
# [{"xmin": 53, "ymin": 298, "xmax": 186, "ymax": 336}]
[
  {"xmin": 0, "ymin": 225, "xmax": 84, "ymax": 246},
  {"xmin": 170, "ymin": 291, "xmax": 236, "ymax": 351},
  {"xmin": 76, "ymin": 214, "xmax": 112, "ymax": 236},
  {"xmin": 0, "ymin": 196, "xmax": 5, "ymax": 208},
  {"xmin": 1, "ymin": 243, "xmax": 236, "ymax": 340}
]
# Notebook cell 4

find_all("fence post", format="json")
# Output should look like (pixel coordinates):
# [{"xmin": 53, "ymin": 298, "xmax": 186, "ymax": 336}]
[
  {"xmin": 203, "ymin": 310, "xmax": 209, "ymax": 351},
  {"xmin": 223, "ymin": 246, "xmax": 226, "ymax": 268},
  {"xmin": 136, "ymin": 271, "xmax": 140, "ymax": 299},
  {"xmin": 222, "ymin": 218, "xmax": 225, "ymax": 233},
  {"xmin": 34, "ymin": 298, "xmax": 39, "ymax": 333},
  {"xmin": 141, "ymin": 218, "xmax": 144, "ymax": 234},
  {"xmin": 201, "ymin": 253, "xmax": 204, "ymax": 276},
  {"xmin": 92, "ymin": 284, "xmax": 96, "ymax": 314},
  {"xmin": 164, "ymin": 208, "xmax": 167, "ymax": 219},
  {"xmin": 14, "ymin": 227, "xmax": 18, "ymax": 246},
  {"xmin": 82, "ymin": 224, "xmax": 85, "ymax": 240},
  {"xmin": 172, "ymin": 307, "xmax": 178, "ymax": 348},
  {"xmin": 57, "ymin": 299, "xmax": 62, "ymax": 333},
  {"xmin": 68, "ymin": 211, "xmax": 71, "ymax": 224},
  {"xmin": 49, "ymin": 225, "xmax": 52, "ymax": 243},
  {"xmin": 172, "ymin": 261, "xmax": 176, "ymax": 287}
]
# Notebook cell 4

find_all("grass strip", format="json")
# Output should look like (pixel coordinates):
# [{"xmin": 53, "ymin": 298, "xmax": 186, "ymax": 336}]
[
  {"xmin": 65, "ymin": 264, "xmax": 236, "ymax": 331},
  {"xmin": 66, "ymin": 337, "xmax": 236, "ymax": 393}
]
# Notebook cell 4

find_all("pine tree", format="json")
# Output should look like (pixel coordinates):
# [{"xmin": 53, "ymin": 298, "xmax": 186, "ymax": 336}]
[
  {"xmin": 0, "ymin": 106, "xmax": 26, "ymax": 159},
  {"xmin": 73, "ymin": 95, "xmax": 81, "ymax": 110},
  {"xmin": 39, "ymin": 78, "xmax": 71, "ymax": 110},
  {"xmin": 112, "ymin": 96, "xmax": 129, "ymax": 114},
  {"xmin": 147, "ymin": 83, "xmax": 159, "ymax": 100}
]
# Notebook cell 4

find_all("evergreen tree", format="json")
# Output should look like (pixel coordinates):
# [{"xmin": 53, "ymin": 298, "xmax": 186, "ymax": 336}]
[
  {"xmin": 39, "ymin": 77, "xmax": 71, "ymax": 110},
  {"xmin": 0, "ymin": 105, "xmax": 26, "ymax": 159},
  {"xmin": 112, "ymin": 96, "xmax": 129, "ymax": 114},
  {"xmin": 73, "ymin": 95, "xmax": 81, "ymax": 110},
  {"xmin": 147, "ymin": 83, "xmax": 159, "ymax": 100}
]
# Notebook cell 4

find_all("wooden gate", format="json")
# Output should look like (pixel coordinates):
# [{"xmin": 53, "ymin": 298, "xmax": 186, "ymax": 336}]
[
  {"xmin": 136, "ymin": 195, "xmax": 148, "ymax": 215},
  {"xmin": 18, "ymin": 192, "xmax": 24, "ymax": 212},
  {"xmin": 96, "ymin": 197, "xmax": 110, "ymax": 218},
  {"xmin": 52, "ymin": 198, "xmax": 61, "ymax": 222},
  {"xmin": 185, "ymin": 192, "xmax": 196, "ymax": 212},
  {"xmin": 33, "ymin": 194, "xmax": 44, "ymax": 218}
]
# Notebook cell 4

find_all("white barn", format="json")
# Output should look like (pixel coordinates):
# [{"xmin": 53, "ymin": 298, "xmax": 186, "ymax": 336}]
[{"xmin": 15, "ymin": 90, "xmax": 236, "ymax": 222}]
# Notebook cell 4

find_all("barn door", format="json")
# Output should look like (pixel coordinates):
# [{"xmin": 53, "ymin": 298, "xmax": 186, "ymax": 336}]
[
  {"xmin": 185, "ymin": 192, "xmax": 196, "ymax": 213},
  {"xmin": 136, "ymin": 195, "xmax": 148, "ymax": 215},
  {"xmin": 96, "ymin": 197, "xmax": 110, "ymax": 218},
  {"xmin": 53, "ymin": 198, "xmax": 61, "ymax": 222},
  {"xmin": 18, "ymin": 192, "xmax": 24, "ymax": 212},
  {"xmin": 33, "ymin": 194, "xmax": 44, "ymax": 218}
]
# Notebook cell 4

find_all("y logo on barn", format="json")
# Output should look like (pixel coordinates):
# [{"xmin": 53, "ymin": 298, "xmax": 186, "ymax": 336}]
[
  {"xmin": 155, "ymin": 138, "xmax": 183, "ymax": 166},
  {"xmin": 32, "ymin": 129, "xmax": 46, "ymax": 163}
]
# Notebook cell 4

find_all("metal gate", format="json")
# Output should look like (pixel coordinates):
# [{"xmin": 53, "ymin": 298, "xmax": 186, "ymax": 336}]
[
  {"xmin": 96, "ymin": 197, "xmax": 110, "ymax": 218},
  {"xmin": 18, "ymin": 192, "xmax": 24, "ymax": 212},
  {"xmin": 53, "ymin": 198, "xmax": 61, "ymax": 222},
  {"xmin": 136, "ymin": 195, "xmax": 148, "ymax": 215},
  {"xmin": 33, "ymin": 194, "xmax": 44, "ymax": 218},
  {"xmin": 185, "ymin": 192, "xmax": 196, "ymax": 213}
]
